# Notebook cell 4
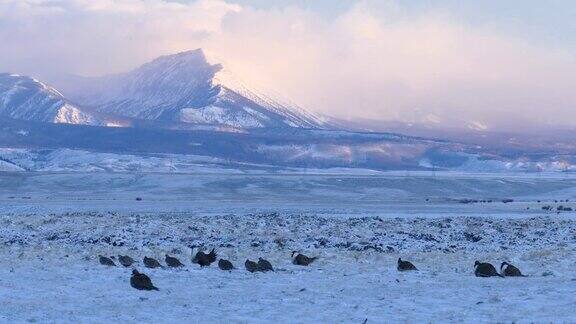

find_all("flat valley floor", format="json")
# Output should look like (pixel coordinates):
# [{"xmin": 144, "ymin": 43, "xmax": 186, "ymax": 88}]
[{"xmin": 1, "ymin": 172, "xmax": 576, "ymax": 323}]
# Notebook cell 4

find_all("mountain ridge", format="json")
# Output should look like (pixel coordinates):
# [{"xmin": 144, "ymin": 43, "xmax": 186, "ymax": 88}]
[
  {"xmin": 0, "ymin": 49, "xmax": 329, "ymax": 131},
  {"xmin": 0, "ymin": 50, "xmax": 574, "ymax": 172},
  {"xmin": 0, "ymin": 73, "xmax": 100, "ymax": 125},
  {"xmin": 54, "ymin": 49, "xmax": 328, "ymax": 130}
]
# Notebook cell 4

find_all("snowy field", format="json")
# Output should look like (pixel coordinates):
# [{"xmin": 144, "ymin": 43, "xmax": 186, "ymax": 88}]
[{"xmin": 1, "ymin": 172, "xmax": 576, "ymax": 323}]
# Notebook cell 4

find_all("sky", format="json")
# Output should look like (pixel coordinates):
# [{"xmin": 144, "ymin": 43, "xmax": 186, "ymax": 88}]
[{"xmin": 1, "ymin": 0, "xmax": 575, "ymax": 130}]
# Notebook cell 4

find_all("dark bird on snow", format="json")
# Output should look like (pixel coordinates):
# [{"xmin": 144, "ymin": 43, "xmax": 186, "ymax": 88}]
[
  {"xmin": 500, "ymin": 262, "xmax": 526, "ymax": 277},
  {"xmin": 118, "ymin": 255, "xmax": 135, "ymax": 267},
  {"xmin": 474, "ymin": 261, "xmax": 503, "ymax": 277},
  {"xmin": 245, "ymin": 259, "xmax": 260, "ymax": 273},
  {"xmin": 218, "ymin": 259, "xmax": 234, "ymax": 271},
  {"xmin": 99, "ymin": 255, "xmax": 116, "ymax": 266},
  {"xmin": 292, "ymin": 251, "xmax": 318, "ymax": 266},
  {"xmin": 143, "ymin": 256, "xmax": 162, "ymax": 269},
  {"xmin": 258, "ymin": 257, "xmax": 274, "ymax": 272},
  {"xmin": 165, "ymin": 254, "xmax": 184, "ymax": 268},
  {"xmin": 193, "ymin": 252, "xmax": 210, "ymax": 267},
  {"xmin": 397, "ymin": 258, "xmax": 417, "ymax": 271},
  {"xmin": 192, "ymin": 251, "xmax": 210, "ymax": 267},
  {"xmin": 130, "ymin": 269, "xmax": 159, "ymax": 291},
  {"xmin": 192, "ymin": 248, "xmax": 217, "ymax": 267}
]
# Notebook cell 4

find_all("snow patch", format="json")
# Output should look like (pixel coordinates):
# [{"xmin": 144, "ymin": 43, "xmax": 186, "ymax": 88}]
[
  {"xmin": 179, "ymin": 105, "xmax": 263, "ymax": 128},
  {"xmin": 54, "ymin": 104, "xmax": 97, "ymax": 125}
]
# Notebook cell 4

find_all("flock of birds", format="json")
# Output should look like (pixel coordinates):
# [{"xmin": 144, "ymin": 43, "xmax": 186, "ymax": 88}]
[
  {"xmin": 398, "ymin": 258, "xmax": 525, "ymax": 277},
  {"xmin": 98, "ymin": 249, "xmax": 526, "ymax": 291},
  {"xmin": 98, "ymin": 249, "xmax": 318, "ymax": 291}
]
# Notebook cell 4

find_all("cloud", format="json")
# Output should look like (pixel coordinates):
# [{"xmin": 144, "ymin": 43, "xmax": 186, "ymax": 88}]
[
  {"xmin": 0, "ymin": 0, "xmax": 240, "ymax": 76},
  {"xmin": 1, "ymin": 0, "xmax": 575, "ymax": 130}
]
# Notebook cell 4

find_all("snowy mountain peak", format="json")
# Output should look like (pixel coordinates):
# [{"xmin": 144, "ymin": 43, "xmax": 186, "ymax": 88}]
[
  {"xmin": 0, "ymin": 73, "xmax": 99, "ymax": 125},
  {"xmin": 60, "ymin": 49, "xmax": 328, "ymax": 130},
  {"xmin": 136, "ymin": 48, "xmax": 223, "ymax": 81},
  {"xmin": 0, "ymin": 49, "xmax": 328, "ymax": 130}
]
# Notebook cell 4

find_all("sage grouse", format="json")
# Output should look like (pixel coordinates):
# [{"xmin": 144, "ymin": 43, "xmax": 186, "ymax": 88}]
[
  {"xmin": 165, "ymin": 254, "xmax": 184, "ymax": 268},
  {"xmin": 474, "ymin": 261, "xmax": 503, "ymax": 277},
  {"xmin": 258, "ymin": 258, "xmax": 274, "ymax": 272},
  {"xmin": 193, "ymin": 248, "xmax": 217, "ymax": 267},
  {"xmin": 397, "ymin": 258, "xmax": 418, "ymax": 271},
  {"xmin": 218, "ymin": 259, "xmax": 234, "ymax": 271},
  {"xmin": 292, "ymin": 252, "xmax": 318, "ymax": 266},
  {"xmin": 245, "ymin": 259, "xmax": 260, "ymax": 273},
  {"xmin": 143, "ymin": 256, "xmax": 162, "ymax": 269},
  {"xmin": 130, "ymin": 270, "xmax": 159, "ymax": 291},
  {"xmin": 118, "ymin": 255, "xmax": 135, "ymax": 267},
  {"xmin": 500, "ymin": 262, "xmax": 526, "ymax": 277}
]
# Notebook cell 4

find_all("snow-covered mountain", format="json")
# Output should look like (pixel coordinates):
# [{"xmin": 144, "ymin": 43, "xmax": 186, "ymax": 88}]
[
  {"xmin": 59, "ymin": 49, "xmax": 327, "ymax": 130},
  {"xmin": 0, "ymin": 73, "xmax": 100, "ymax": 125},
  {"xmin": 1, "ymin": 50, "xmax": 574, "ymax": 173}
]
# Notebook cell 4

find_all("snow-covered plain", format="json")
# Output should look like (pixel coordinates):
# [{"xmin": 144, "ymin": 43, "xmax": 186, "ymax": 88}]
[{"xmin": 1, "ymin": 172, "xmax": 576, "ymax": 323}]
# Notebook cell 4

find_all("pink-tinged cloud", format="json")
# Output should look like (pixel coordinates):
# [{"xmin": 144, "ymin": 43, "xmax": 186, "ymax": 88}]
[{"xmin": 0, "ymin": 0, "xmax": 575, "ymax": 131}]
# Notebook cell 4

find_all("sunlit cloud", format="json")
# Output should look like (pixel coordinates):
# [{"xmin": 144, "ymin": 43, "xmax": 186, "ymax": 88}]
[{"xmin": 1, "ymin": 0, "xmax": 575, "ymax": 131}]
